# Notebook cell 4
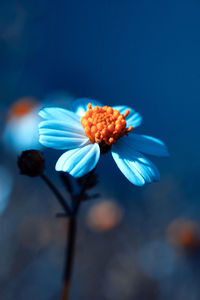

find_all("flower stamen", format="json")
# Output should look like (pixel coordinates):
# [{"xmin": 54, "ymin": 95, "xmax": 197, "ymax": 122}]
[{"xmin": 81, "ymin": 103, "xmax": 133, "ymax": 145}]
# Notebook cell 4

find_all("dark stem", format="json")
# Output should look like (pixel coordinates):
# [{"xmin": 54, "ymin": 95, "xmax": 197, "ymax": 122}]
[
  {"xmin": 61, "ymin": 171, "xmax": 96, "ymax": 299},
  {"xmin": 61, "ymin": 217, "xmax": 77, "ymax": 300},
  {"xmin": 73, "ymin": 169, "xmax": 95, "ymax": 215},
  {"xmin": 40, "ymin": 173, "xmax": 72, "ymax": 215},
  {"xmin": 40, "ymin": 170, "xmax": 97, "ymax": 300},
  {"xmin": 59, "ymin": 172, "xmax": 73, "ymax": 196}
]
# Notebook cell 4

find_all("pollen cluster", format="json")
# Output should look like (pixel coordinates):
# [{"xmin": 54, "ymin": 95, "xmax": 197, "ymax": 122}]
[{"xmin": 81, "ymin": 103, "xmax": 133, "ymax": 145}]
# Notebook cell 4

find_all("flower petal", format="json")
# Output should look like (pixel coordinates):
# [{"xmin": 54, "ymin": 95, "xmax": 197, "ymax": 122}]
[
  {"xmin": 39, "ymin": 128, "xmax": 85, "ymax": 138},
  {"xmin": 39, "ymin": 107, "xmax": 80, "ymax": 123},
  {"xmin": 113, "ymin": 105, "xmax": 142, "ymax": 128},
  {"xmin": 55, "ymin": 143, "xmax": 100, "ymax": 177},
  {"xmin": 39, "ymin": 119, "xmax": 89, "ymax": 149},
  {"xmin": 39, "ymin": 135, "xmax": 89, "ymax": 150},
  {"xmin": 111, "ymin": 152, "xmax": 145, "ymax": 186},
  {"xmin": 124, "ymin": 134, "xmax": 169, "ymax": 157},
  {"xmin": 111, "ymin": 139, "xmax": 160, "ymax": 186},
  {"xmin": 39, "ymin": 119, "xmax": 85, "ymax": 135},
  {"xmin": 70, "ymin": 98, "xmax": 102, "ymax": 117}
]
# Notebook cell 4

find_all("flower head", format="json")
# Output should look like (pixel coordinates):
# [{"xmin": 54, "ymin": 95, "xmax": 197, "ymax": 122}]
[
  {"xmin": 81, "ymin": 103, "xmax": 133, "ymax": 145},
  {"xmin": 39, "ymin": 98, "xmax": 169, "ymax": 186}
]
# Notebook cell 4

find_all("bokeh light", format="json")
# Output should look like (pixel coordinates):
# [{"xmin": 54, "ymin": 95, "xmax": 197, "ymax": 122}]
[
  {"xmin": 3, "ymin": 97, "xmax": 41, "ymax": 153},
  {"xmin": 167, "ymin": 219, "xmax": 200, "ymax": 251},
  {"xmin": 86, "ymin": 200, "xmax": 123, "ymax": 232}
]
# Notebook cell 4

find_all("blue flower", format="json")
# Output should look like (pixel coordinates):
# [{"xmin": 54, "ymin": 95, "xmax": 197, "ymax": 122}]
[{"xmin": 39, "ymin": 98, "xmax": 169, "ymax": 186}]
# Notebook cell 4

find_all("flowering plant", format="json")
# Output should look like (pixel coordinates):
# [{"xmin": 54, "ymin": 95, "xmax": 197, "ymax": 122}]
[{"xmin": 18, "ymin": 97, "xmax": 168, "ymax": 300}]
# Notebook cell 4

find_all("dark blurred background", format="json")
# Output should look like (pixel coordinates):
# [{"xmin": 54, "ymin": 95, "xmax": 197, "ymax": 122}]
[{"xmin": 0, "ymin": 0, "xmax": 200, "ymax": 299}]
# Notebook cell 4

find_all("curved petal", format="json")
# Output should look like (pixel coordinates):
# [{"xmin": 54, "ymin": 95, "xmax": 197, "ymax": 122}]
[
  {"xmin": 39, "ymin": 134, "xmax": 89, "ymax": 150},
  {"xmin": 39, "ymin": 119, "xmax": 89, "ymax": 150},
  {"xmin": 111, "ymin": 152, "xmax": 145, "ymax": 186},
  {"xmin": 70, "ymin": 98, "xmax": 102, "ymax": 117},
  {"xmin": 113, "ymin": 105, "xmax": 142, "ymax": 128},
  {"xmin": 124, "ymin": 134, "xmax": 169, "ymax": 157},
  {"xmin": 55, "ymin": 143, "xmax": 100, "ymax": 178},
  {"xmin": 111, "ymin": 139, "xmax": 160, "ymax": 186},
  {"xmin": 39, "ymin": 119, "xmax": 85, "ymax": 135},
  {"xmin": 39, "ymin": 128, "xmax": 85, "ymax": 138},
  {"xmin": 39, "ymin": 107, "xmax": 81, "ymax": 123}
]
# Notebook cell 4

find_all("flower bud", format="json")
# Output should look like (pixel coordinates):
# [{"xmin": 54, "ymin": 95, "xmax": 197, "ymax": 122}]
[{"xmin": 18, "ymin": 150, "xmax": 45, "ymax": 177}]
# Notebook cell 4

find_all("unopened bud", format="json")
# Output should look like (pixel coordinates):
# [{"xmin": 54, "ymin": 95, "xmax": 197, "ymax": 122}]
[{"xmin": 18, "ymin": 150, "xmax": 45, "ymax": 177}]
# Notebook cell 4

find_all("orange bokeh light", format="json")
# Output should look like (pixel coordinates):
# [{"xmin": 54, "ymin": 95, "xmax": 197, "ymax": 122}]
[
  {"xmin": 167, "ymin": 218, "xmax": 200, "ymax": 251},
  {"xmin": 8, "ymin": 97, "xmax": 38, "ymax": 119},
  {"xmin": 86, "ymin": 200, "xmax": 123, "ymax": 232}
]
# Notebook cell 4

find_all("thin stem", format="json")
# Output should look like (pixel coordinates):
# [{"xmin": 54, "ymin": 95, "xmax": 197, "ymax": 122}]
[
  {"xmin": 59, "ymin": 172, "xmax": 73, "ymax": 196},
  {"xmin": 61, "ymin": 217, "xmax": 77, "ymax": 300},
  {"xmin": 73, "ymin": 170, "xmax": 95, "ymax": 215},
  {"xmin": 40, "ymin": 173, "xmax": 72, "ymax": 215},
  {"xmin": 60, "ymin": 171, "xmax": 96, "ymax": 299},
  {"xmin": 40, "ymin": 169, "xmax": 97, "ymax": 300}
]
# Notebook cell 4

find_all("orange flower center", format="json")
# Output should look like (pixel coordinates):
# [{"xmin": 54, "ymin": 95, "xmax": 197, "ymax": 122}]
[{"xmin": 81, "ymin": 103, "xmax": 133, "ymax": 145}]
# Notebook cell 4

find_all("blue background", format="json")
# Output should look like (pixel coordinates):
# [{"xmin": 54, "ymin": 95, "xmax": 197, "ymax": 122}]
[{"xmin": 0, "ymin": 1, "xmax": 200, "ymax": 299}]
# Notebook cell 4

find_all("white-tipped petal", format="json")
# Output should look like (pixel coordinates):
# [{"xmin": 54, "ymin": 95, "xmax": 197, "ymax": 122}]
[
  {"xmin": 113, "ymin": 105, "xmax": 142, "ymax": 128},
  {"xmin": 124, "ymin": 134, "xmax": 169, "ymax": 157},
  {"xmin": 39, "ymin": 135, "xmax": 89, "ymax": 150},
  {"xmin": 39, "ymin": 118, "xmax": 89, "ymax": 150},
  {"xmin": 55, "ymin": 143, "xmax": 100, "ymax": 178},
  {"xmin": 112, "ymin": 152, "xmax": 145, "ymax": 186},
  {"xmin": 39, "ymin": 119, "xmax": 85, "ymax": 135},
  {"xmin": 39, "ymin": 107, "xmax": 80, "ymax": 123},
  {"xmin": 111, "ymin": 139, "xmax": 160, "ymax": 186}
]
